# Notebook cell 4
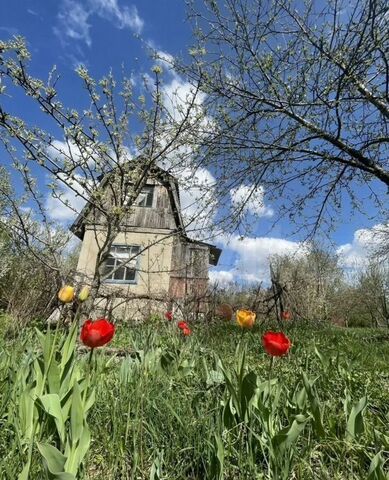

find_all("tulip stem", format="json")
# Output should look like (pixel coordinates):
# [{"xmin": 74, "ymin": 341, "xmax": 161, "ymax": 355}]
[
  {"xmin": 268, "ymin": 356, "xmax": 274, "ymax": 401},
  {"xmin": 88, "ymin": 348, "xmax": 94, "ymax": 368}
]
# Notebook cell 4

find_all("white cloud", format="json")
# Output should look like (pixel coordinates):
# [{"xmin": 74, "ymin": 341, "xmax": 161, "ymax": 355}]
[
  {"xmin": 337, "ymin": 223, "xmax": 389, "ymax": 267},
  {"xmin": 45, "ymin": 169, "xmax": 88, "ymax": 223},
  {"xmin": 218, "ymin": 235, "xmax": 307, "ymax": 284},
  {"xmin": 93, "ymin": 0, "xmax": 143, "ymax": 33},
  {"xmin": 230, "ymin": 185, "xmax": 273, "ymax": 218},
  {"xmin": 45, "ymin": 182, "xmax": 87, "ymax": 222},
  {"xmin": 209, "ymin": 269, "xmax": 235, "ymax": 286},
  {"xmin": 55, "ymin": 0, "xmax": 144, "ymax": 47},
  {"xmin": 55, "ymin": 1, "xmax": 92, "ymax": 46}
]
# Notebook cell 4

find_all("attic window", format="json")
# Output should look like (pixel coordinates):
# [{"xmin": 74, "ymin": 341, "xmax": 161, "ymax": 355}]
[
  {"xmin": 136, "ymin": 185, "xmax": 154, "ymax": 207},
  {"xmin": 103, "ymin": 245, "xmax": 140, "ymax": 284}
]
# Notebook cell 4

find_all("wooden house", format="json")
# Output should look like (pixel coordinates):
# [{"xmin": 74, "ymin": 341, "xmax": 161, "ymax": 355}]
[{"xmin": 70, "ymin": 164, "xmax": 221, "ymax": 318}]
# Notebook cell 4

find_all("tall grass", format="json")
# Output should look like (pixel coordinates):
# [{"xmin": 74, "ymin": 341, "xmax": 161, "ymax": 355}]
[{"xmin": 1, "ymin": 318, "xmax": 389, "ymax": 479}]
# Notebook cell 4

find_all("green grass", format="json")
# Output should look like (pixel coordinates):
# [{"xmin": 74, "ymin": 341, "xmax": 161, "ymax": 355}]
[{"xmin": 1, "ymin": 318, "xmax": 389, "ymax": 479}]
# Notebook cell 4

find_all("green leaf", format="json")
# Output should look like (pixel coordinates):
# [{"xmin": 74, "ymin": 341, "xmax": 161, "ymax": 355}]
[
  {"xmin": 70, "ymin": 382, "xmax": 84, "ymax": 444},
  {"xmin": 367, "ymin": 452, "xmax": 386, "ymax": 480},
  {"xmin": 240, "ymin": 371, "xmax": 257, "ymax": 420},
  {"xmin": 53, "ymin": 474, "xmax": 76, "ymax": 480},
  {"xmin": 211, "ymin": 433, "xmax": 224, "ymax": 480},
  {"xmin": 36, "ymin": 327, "xmax": 54, "ymax": 372},
  {"xmin": 272, "ymin": 414, "xmax": 309, "ymax": 453},
  {"xmin": 37, "ymin": 442, "xmax": 67, "ymax": 474},
  {"xmin": 18, "ymin": 387, "xmax": 36, "ymax": 442},
  {"xmin": 47, "ymin": 358, "xmax": 61, "ymax": 395},
  {"xmin": 65, "ymin": 425, "xmax": 91, "ymax": 475},
  {"xmin": 302, "ymin": 372, "xmax": 325, "ymax": 438},
  {"xmin": 18, "ymin": 459, "xmax": 31, "ymax": 480},
  {"xmin": 39, "ymin": 394, "xmax": 66, "ymax": 443},
  {"xmin": 60, "ymin": 322, "xmax": 77, "ymax": 374},
  {"xmin": 84, "ymin": 388, "xmax": 95, "ymax": 414},
  {"xmin": 346, "ymin": 396, "xmax": 368, "ymax": 441}
]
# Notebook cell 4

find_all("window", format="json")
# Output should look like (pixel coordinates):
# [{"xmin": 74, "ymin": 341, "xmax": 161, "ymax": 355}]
[
  {"xmin": 136, "ymin": 185, "xmax": 154, "ymax": 207},
  {"xmin": 103, "ymin": 245, "xmax": 140, "ymax": 283}
]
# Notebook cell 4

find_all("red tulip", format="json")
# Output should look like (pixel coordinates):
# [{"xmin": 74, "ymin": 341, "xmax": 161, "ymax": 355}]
[
  {"xmin": 262, "ymin": 332, "xmax": 291, "ymax": 357},
  {"xmin": 281, "ymin": 310, "xmax": 291, "ymax": 321},
  {"xmin": 182, "ymin": 327, "xmax": 192, "ymax": 336},
  {"xmin": 165, "ymin": 311, "xmax": 173, "ymax": 321},
  {"xmin": 177, "ymin": 321, "xmax": 189, "ymax": 330},
  {"xmin": 80, "ymin": 318, "xmax": 115, "ymax": 349}
]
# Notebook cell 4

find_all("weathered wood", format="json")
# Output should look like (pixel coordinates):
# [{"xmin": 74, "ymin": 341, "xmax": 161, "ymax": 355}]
[{"xmin": 170, "ymin": 239, "xmax": 209, "ymax": 279}]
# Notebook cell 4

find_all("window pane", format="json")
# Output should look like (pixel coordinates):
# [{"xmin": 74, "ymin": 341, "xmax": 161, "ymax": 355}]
[
  {"xmin": 137, "ymin": 186, "xmax": 154, "ymax": 207},
  {"xmin": 102, "ymin": 265, "xmax": 114, "ymax": 279},
  {"xmin": 113, "ymin": 267, "xmax": 126, "ymax": 280},
  {"xmin": 125, "ymin": 268, "xmax": 136, "ymax": 281},
  {"xmin": 105, "ymin": 257, "xmax": 115, "ymax": 267}
]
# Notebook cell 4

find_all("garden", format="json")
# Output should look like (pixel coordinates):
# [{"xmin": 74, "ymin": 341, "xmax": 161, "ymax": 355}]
[{"xmin": 1, "ymin": 290, "xmax": 389, "ymax": 479}]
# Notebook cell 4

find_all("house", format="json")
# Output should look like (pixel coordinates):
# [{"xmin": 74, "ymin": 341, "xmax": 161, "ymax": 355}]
[{"xmin": 70, "ymin": 164, "xmax": 221, "ymax": 318}]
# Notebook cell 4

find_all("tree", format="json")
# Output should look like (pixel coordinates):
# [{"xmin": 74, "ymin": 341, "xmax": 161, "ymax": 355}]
[
  {"xmin": 0, "ymin": 166, "xmax": 77, "ymax": 326},
  {"xmin": 356, "ymin": 259, "xmax": 389, "ymax": 327},
  {"xmin": 0, "ymin": 37, "xmax": 208, "ymax": 314},
  {"xmin": 175, "ymin": 0, "xmax": 389, "ymax": 234},
  {"xmin": 270, "ymin": 245, "xmax": 343, "ymax": 321}
]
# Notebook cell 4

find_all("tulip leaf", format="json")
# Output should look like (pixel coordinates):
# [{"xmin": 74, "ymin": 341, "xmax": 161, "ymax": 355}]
[
  {"xmin": 70, "ymin": 382, "xmax": 84, "ymax": 444},
  {"xmin": 19, "ymin": 387, "xmax": 36, "ymax": 442},
  {"xmin": 39, "ymin": 394, "xmax": 66, "ymax": 444},
  {"xmin": 35, "ymin": 327, "xmax": 52, "ymax": 368},
  {"xmin": 345, "ymin": 396, "xmax": 368, "ymax": 441},
  {"xmin": 65, "ymin": 425, "xmax": 91, "ymax": 474},
  {"xmin": 301, "ymin": 372, "xmax": 325, "ymax": 438},
  {"xmin": 60, "ymin": 321, "xmax": 77, "ymax": 374},
  {"xmin": 367, "ymin": 452, "xmax": 387, "ymax": 480},
  {"xmin": 37, "ymin": 442, "xmax": 67, "ymax": 474},
  {"xmin": 272, "ymin": 414, "xmax": 309, "ymax": 453},
  {"xmin": 241, "ymin": 371, "xmax": 257, "ymax": 419},
  {"xmin": 84, "ymin": 388, "xmax": 96, "ymax": 413},
  {"xmin": 210, "ymin": 433, "xmax": 224, "ymax": 480},
  {"xmin": 47, "ymin": 358, "xmax": 61, "ymax": 395},
  {"xmin": 18, "ymin": 459, "xmax": 31, "ymax": 480}
]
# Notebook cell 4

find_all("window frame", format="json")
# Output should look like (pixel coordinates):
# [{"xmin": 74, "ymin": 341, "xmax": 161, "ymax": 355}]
[
  {"xmin": 102, "ymin": 244, "xmax": 141, "ymax": 285},
  {"xmin": 136, "ymin": 185, "xmax": 155, "ymax": 208}
]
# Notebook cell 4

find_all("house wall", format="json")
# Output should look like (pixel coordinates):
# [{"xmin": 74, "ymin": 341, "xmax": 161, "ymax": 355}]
[
  {"xmin": 169, "ymin": 239, "xmax": 210, "ymax": 301},
  {"xmin": 76, "ymin": 227, "xmax": 174, "ymax": 297},
  {"xmin": 80, "ymin": 181, "xmax": 178, "ymax": 232}
]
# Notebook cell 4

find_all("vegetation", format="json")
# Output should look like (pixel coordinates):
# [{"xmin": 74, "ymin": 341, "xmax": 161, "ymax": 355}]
[{"xmin": 1, "ymin": 317, "xmax": 389, "ymax": 479}]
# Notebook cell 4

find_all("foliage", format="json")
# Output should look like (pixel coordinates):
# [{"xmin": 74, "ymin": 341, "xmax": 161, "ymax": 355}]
[
  {"xmin": 1, "ymin": 321, "xmax": 389, "ymax": 479},
  {"xmin": 177, "ymin": 0, "xmax": 389, "ymax": 234}
]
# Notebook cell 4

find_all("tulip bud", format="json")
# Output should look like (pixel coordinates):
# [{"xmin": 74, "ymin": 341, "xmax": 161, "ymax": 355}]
[
  {"xmin": 58, "ymin": 285, "xmax": 75, "ymax": 303},
  {"xmin": 78, "ymin": 286, "xmax": 90, "ymax": 302},
  {"xmin": 236, "ymin": 309, "xmax": 256, "ymax": 329}
]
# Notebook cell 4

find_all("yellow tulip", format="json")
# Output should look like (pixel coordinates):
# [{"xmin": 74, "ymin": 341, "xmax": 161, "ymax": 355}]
[
  {"xmin": 78, "ymin": 286, "xmax": 90, "ymax": 302},
  {"xmin": 58, "ymin": 285, "xmax": 75, "ymax": 303},
  {"xmin": 236, "ymin": 309, "xmax": 256, "ymax": 329}
]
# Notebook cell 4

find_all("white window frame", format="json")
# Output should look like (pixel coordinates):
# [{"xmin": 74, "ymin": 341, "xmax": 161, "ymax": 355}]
[{"xmin": 103, "ymin": 244, "xmax": 140, "ymax": 284}]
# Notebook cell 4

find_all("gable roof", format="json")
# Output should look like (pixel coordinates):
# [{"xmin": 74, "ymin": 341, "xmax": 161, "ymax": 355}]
[
  {"xmin": 69, "ymin": 162, "xmax": 221, "ymax": 266},
  {"xmin": 70, "ymin": 163, "xmax": 185, "ymax": 239}
]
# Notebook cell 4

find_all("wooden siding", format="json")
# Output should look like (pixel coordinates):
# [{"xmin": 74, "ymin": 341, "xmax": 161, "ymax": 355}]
[
  {"xmin": 169, "ymin": 239, "xmax": 209, "ymax": 279},
  {"xmin": 168, "ymin": 238, "xmax": 210, "ymax": 304},
  {"xmin": 84, "ymin": 184, "xmax": 176, "ymax": 231},
  {"xmin": 168, "ymin": 277, "xmax": 208, "ymax": 299}
]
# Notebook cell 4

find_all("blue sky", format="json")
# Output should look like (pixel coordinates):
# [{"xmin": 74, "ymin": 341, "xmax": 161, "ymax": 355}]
[{"xmin": 0, "ymin": 0, "xmax": 386, "ymax": 284}]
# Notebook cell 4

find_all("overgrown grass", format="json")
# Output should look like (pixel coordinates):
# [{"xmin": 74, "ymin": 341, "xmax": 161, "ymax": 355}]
[{"xmin": 1, "ymin": 318, "xmax": 389, "ymax": 479}]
